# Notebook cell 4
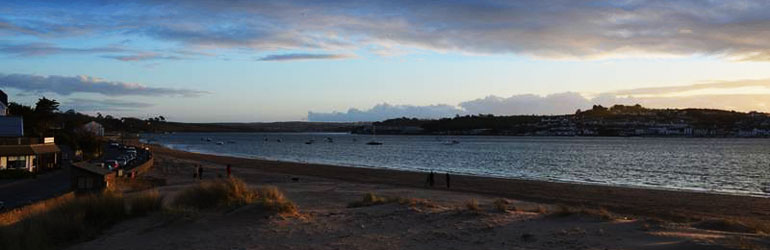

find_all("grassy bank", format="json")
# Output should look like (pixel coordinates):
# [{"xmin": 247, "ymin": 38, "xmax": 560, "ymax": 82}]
[
  {"xmin": 0, "ymin": 191, "xmax": 161, "ymax": 250},
  {"xmin": 0, "ymin": 177, "xmax": 297, "ymax": 250}
]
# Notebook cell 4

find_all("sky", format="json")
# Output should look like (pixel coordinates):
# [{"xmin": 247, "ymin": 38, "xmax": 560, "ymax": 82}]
[{"xmin": 2, "ymin": 0, "xmax": 770, "ymax": 122}]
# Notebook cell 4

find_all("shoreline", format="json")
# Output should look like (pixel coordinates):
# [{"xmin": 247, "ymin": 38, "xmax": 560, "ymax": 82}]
[
  {"xmin": 149, "ymin": 143, "xmax": 770, "ymax": 222},
  {"xmin": 159, "ymin": 141, "xmax": 770, "ymax": 198}
]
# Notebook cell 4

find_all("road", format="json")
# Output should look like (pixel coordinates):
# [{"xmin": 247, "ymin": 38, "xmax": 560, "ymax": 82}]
[
  {"xmin": 0, "ymin": 168, "xmax": 71, "ymax": 209},
  {"xmin": 0, "ymin": 143, "xmax": 151, "ymax": 210}
]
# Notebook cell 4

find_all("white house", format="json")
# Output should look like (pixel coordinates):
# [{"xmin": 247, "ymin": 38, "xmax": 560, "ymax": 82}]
[
  {"xmin": 0, "ymin": 90, "xmax": 8, "ymax": 116},
  {"xmin": 82, "ymin": 121, "xmax": 105, "ymax": 137},
  {"xmin": 0, "ymin": 117, "xmax": 60, "ymax": 172}
]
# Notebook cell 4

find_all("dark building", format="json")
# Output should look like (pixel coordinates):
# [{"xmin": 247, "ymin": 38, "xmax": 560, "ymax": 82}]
[{"xmin": 71, "ymin": 162, "xmax": 114, "ymax": 192}]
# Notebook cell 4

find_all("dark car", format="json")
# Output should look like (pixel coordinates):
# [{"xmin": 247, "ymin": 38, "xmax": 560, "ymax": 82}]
[{"xmin": 104, "ymin": 160, "xmax": 119, "ymax": 170}]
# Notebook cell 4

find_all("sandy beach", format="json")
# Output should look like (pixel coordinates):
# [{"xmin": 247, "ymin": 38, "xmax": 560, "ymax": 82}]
[{"xmin": 69, "ymin": 145, "xmax": 770, "ymax": 249}]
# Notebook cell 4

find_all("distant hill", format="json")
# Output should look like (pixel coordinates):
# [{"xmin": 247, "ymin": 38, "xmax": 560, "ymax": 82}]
[
  {"xmin": 351, "ymin": 105, "xmax": 770, "ymax": 137},
  {"xmin": 152, "ymin": 121, "xmax": 366, "ymax": 133}
]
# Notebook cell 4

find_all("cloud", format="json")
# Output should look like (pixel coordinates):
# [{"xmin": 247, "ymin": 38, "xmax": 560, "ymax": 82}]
[
  {"xmin": 611, "ymin": 79, "xmax": 770, "ymax": 96},
  {"xmin": 5, "ymin": 1, "xmax": 770, "ymax": 60},
  {"xmin": 308, "ymin": 79, "xmax": 770, "ymax": 121},
  {"xmin": 102, "ymin": 53, "xmax": 183, "ymax": 61},
  {"xmin": 63, "ymin": 98, "xmax": 154, "ymax": 112},
  {"xmin": 308, "ymin": 103, "xmax": 463, "ymax": 122},
  {"xmin": 0, "ymin": 42, "xmax": 125, "ymax": 56},
  {"xmin": 257, "ymin": 53, "xmax": 353, "ymax": 61},
  {"xmin": 0, "ymin": 73, "xmax": 208, "ymax": 97},
  {"xmin": 460, "ymin": 92, "xmax": 592, "ymax": 115}
]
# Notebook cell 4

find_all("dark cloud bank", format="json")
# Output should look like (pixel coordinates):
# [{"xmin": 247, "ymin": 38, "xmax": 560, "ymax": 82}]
[
  {"xmin": 4, "ymin": 1, "xmax": 770, "ymax": 60},
  {"xmin": 0, "ymin": 73, "xmax": 207, "ymax": 97}
]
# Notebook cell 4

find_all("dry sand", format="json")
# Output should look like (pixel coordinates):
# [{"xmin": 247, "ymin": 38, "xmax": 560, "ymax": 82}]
[{"xmin": 68, "ymin": 145, "xmax": 770, "ymax": 249}]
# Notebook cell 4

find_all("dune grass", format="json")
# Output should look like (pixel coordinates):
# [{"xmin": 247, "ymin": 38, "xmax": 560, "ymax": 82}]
[
  {"xmin": 465, "ymin": 199, "xmax": 481, "ymax": 211},
  {"xmin": 493, "ymin": 199, "xmax": 510, "ymax": 212},
  {"xmin": 348, "ymin": 193, "xmax": 437, "ymax": 209},
  {"xmin": 0, "ymin": 191, "xmax": 162, "ymax": 250},
  {"xmin": 172, "ymin": 178, "xmax": 297, "ymax": 214},
  {"xmin": 693, "ymin": 218, "xmax": 770, "ymax": 234}
]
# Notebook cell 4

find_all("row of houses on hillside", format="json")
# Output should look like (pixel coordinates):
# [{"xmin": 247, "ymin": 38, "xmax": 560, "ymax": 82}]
[
  {"xmin": 0, "ymin": 91, "xmax": 61, "ymax": 172},
  {"xmin": 0, "ymin": 90, "xmax": 107, "ymax": 173}
]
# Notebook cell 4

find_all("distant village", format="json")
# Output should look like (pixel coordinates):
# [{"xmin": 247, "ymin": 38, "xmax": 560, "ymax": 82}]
[
  {"xmin": 0, "ymin": 90, "xmax": 159, "ymax": 174},
  {"xmin": 355, "ymin": 104, "xmax": 770, "ymax": 137}
]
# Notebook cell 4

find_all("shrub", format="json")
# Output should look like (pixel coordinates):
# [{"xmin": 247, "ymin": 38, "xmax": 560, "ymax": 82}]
[
  {"xmin": 493, "ymin": 199, "xmax": 509, "ymax": 212},
  {"xmin": 465, "ymin": 199, "xmax": 481, "ymax": 211},
  {"xmin": 173, "ymin": 178, "xmax": 297, "ymax": 215},
  {"xmin": 254, "ymin": 186, "xmax": 297, "ymax": 214},
  {"xmin": 173, "ymin": 178, "xmax": 256, "ymax": 209},
  {"xmin": 348, "ymin": 193, "xmax": 394, "ymax": 208},
  {"xmin": 126, "ymin": 191, "xmax": 162, "ymax": 216},
  {"xmin": 548, "ymin": 204, "xmax": 574, "ymax": 217}
]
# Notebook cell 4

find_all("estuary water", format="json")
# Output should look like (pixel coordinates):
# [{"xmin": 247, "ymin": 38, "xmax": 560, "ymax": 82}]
[{"xmin": 144, "ymin": 132, "xmax": 770, "ymax": 196}]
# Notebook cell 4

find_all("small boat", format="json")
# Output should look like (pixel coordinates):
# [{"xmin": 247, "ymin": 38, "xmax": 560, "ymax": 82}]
[
  {"xmin": 366, "ymin": 125, "xmax": 383, "ymax": 145},
  {"xmin": 216, "ymin": 141, "xmax": 224, "ymax": 145},
  {"xmin": 276, "ymin": 139, "xmax": 282, "ymax": 142},
  {"xmin": 305, "ymin": 140, "xmax": 315, "ymax": 145},
  {"xmin": 325, "ymin": 137, "xmax": 334, "ymax": 143},
  {"xmin": 205, "ymin": 138, "xmax": 212, "ymax": 142}
]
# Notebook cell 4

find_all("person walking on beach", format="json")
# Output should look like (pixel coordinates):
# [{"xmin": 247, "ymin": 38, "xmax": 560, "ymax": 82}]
[
  {"xmin": 226, "ymin": 164, "xmax": 232, "ymax": 178},
  {"xmin": 429, "ymin": 171, "xmax": 435, "ymax": 187},
  {"xmin": 445, "ymin": 172, "xmax": 451, "ymax": 189}
]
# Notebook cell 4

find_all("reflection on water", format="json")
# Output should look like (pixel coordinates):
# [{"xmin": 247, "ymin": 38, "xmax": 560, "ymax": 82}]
[{"xmin": 145, "ymin": 132, "xmax": 770, "ymax": 196}]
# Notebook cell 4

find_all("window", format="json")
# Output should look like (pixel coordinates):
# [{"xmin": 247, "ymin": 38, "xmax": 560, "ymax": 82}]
[{"xmin": 7, "ymin": 156, "xmax": 26, "ymax": 169}]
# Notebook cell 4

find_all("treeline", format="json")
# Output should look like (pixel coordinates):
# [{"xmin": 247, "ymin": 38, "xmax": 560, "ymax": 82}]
[
  {"xmin": 8, "ymin": 97, "xmax": 158, "ymax": 159},
  {"xmin": 374, "ymin": 115, "xmax": 543, "ymax": 134}
]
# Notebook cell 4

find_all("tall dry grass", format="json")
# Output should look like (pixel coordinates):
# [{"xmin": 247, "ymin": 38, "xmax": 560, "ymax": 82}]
[
  {"xmin": 347, "ymin": 192, "xmax": 438, "ymax": 209},
  {"xmin": 172, "ymin": 178, "xmax": 297, "ymax": 214},
  {"xmin": 0, "ymin": 191, "xmax": 162, "ymax": 250}
]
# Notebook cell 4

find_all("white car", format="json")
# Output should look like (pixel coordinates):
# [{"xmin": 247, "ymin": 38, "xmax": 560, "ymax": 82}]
[{"xmin": 115, "ymin": 157, "xmax": 128, "ymax": 167}]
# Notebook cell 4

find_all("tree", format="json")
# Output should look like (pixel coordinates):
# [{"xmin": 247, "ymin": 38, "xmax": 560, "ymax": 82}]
[
  {"xmin": 33, "ymin": 97, "xmax": 60, "ymax": 136},
  {"xmin": 34, "ymin": 97, "xmax": 59, "ymax": 114}
]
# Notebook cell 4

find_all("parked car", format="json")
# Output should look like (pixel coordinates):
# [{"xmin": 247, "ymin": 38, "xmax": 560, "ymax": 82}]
[
  {"xmin": 109, "ymin": 142, "xmax": 120, "ymax": 148},
  {"xmin": 104, "ymin": 160, "xmax": 119, "ymax": 170},
  {"xmin": 115, "ymin": 157, "xmax": 128, "ymax": 167}
]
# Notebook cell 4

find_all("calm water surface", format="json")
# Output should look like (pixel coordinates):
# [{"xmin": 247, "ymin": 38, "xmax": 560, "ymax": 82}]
[{"xmin": 143, "ymin": 132, "xmax": 770, "ymax": 196}]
